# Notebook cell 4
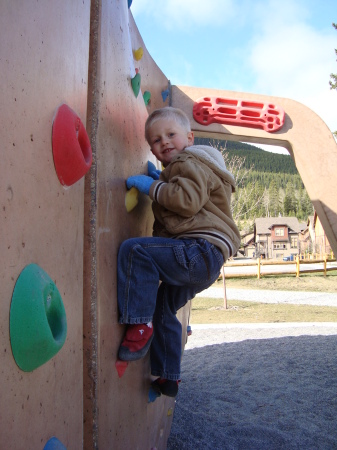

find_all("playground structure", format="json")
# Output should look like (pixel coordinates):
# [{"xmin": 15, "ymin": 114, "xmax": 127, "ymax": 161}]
[{"xmin": 1, "ymin": 1, "xmax": 337, "ymax": 449}]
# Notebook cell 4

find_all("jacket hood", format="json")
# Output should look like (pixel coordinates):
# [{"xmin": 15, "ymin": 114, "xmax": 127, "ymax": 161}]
[{"xmin": 183, "ymin": 145, "xmax": 236, "ymax": 189}]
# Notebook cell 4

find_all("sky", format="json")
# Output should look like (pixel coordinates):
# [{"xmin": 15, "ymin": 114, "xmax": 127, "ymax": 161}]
[{"xmin": 130, "ymin": 0, "xmax": 337, "ymax": 154}]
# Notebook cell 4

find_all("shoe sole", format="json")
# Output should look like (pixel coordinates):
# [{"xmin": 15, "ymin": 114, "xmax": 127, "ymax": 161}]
[{"xmin": 118, "ymin": 333, "xmax": 154, "ymax": 361}]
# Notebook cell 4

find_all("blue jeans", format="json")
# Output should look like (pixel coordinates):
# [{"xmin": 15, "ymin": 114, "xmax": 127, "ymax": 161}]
[{"xmin": 117, "ymin": 237, "xmax": 224, "ymax": 380}]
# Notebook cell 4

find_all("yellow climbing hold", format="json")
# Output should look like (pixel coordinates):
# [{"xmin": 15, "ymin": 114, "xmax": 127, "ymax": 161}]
[
  {"xmin": 125, "ymin": 187, "xmax": 139, "ymax": 212},
  {"xmin": 133, "ymin": 47, "xmax": 143, "ymax": 61},
  {"xmin": 167, "ymin": 407, "xmax": 173, "ymax": 416}
]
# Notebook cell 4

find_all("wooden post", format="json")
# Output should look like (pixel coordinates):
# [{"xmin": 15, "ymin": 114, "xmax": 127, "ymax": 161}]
[
  {"xmin": 257, "ymin": 257, "xmax": 261, "ymax": 279},
  {"xmin": 296, "ymin": 255, "xmax": 300, "ymax": 277},
  {"xmin": 222, "ymin": 265, "xmax": 227, "ymax": 309},
  {"xmin": 324, "ymin": 255, "xmax": 327, "ymax": 277}
]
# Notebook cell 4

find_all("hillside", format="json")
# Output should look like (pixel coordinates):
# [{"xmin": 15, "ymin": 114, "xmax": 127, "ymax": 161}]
[{"xmin": 194, "ymin": 138, "xmax": 298, "ymax": 174}]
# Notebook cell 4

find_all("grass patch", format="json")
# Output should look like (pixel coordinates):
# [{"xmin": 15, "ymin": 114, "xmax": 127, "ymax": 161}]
[
  {"xmin": 191, "ymin": 296, "xmax": 337, "ymax": 324},
  {"xmin": 218, "ymin": 270, "xmax": 337, "ymax": 293}
]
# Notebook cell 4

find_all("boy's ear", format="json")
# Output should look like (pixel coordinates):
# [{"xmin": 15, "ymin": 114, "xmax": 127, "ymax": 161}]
[{"xmin": 187, "ymin": 131, "xmax": 194, "ymax": 145}]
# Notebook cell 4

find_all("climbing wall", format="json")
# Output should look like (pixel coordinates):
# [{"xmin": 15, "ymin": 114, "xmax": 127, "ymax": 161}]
[
  {"xmin": 83, "ymin": 2, "xmax": 183, "ymax": 448},
  {"xmin": 1, "ymin": 1, "xmax": 192, "ymax": 448},
  {"xmin": 0, "ymin": 1, "xmax": 90, "ymax": 448}
]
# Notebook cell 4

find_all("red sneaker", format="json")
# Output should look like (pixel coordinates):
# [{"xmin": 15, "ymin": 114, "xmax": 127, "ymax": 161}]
[{"xmin": 118, "ymin": 323, "xmax": 154, "ymax": 361}]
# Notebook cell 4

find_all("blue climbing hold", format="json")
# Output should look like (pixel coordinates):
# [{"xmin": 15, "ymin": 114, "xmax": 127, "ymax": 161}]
[
  {"xmin": 148, "ymin": 386, "xmax": 161, "ymax": 403},
  {"xmin": 162, "ymin": 88, "xmax": 170, "ymax": 102},
  {"xmin": 187, "ymin": 325, "xmax": 192, "ymax": 336},
  {"xmin": 44, "ymin": 437, "xmax": 67, "ymax": 450},
  {"xmin": 128, "ymin": 0, "xmax": 133, "ymax": 8}
]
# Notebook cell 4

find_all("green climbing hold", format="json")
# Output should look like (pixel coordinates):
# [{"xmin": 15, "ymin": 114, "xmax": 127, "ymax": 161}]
[
  {"xmin": 131, "ymin": 72, "xmax": 141, "ymax": 97},
  {"xmin": 143, "ymin": 91, "xmax": 151, "ymax": 105},
  {"xmin": 10, "ymin": 264, "xmax": 67, "ymax": 372}
]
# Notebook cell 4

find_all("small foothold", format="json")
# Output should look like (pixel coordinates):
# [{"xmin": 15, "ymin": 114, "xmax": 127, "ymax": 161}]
[
  {"xmin": 148, "ymin": 386, "xmax": 161, "ymax": 403},
  {"xmin": 115, "ymin": 359, "xmax": 129, "ymax": 378},
  {"xmin": 187, "ymin": 325, "xmax": 192, "ymax": 336},
  {"xmin": 167, "ymin": 407, "xmax": 173, "ymax": 416},
  {"xmin": 44, "ymin": 437, "xmax": 67, "ymax": 450},
  {"xmin": 133, "ymin": 47, "xmax": 143, "ymax": 61},
  {"xmin": 125, "ymin": 187, "xmax": 139, "ymax": 212},
  {"xmin": 143, "ymin": 91, "xmax": 151, "ymax": 106},
  {"xmin": 162, "ymin": 88, "xmax": 170, "ymax": 102},
  {"xmin": 131, "ymin": 73, "xmax": 141, "ymax": 97}
]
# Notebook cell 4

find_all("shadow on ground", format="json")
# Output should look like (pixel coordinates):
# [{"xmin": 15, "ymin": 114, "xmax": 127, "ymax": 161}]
[{"xmin": 167, "ymin": 335, "xmax": 337, "ymax": 450}]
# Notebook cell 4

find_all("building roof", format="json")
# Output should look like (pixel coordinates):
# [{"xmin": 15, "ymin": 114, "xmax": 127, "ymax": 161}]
[
  {"xmin": 255, "ymin": 217, "xmax": 302, "ymax": 235},
  {"xmin": 299, "ymin": 221, "xmax": 307, "ymax": 232}
]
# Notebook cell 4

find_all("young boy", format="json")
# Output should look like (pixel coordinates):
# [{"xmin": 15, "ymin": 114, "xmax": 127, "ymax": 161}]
[{"xmin": 117, "ymin": 107, "xmax": 240, "ymax": 397}]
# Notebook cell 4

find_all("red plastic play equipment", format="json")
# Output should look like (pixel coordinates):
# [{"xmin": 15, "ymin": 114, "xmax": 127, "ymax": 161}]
[
  {"xmin": 52, "ymin": 104, "xmax": 92, "ymax": 187},
  {"xmin": 193, "ymin": 96, "xmax": 285, "ymax": 132}
]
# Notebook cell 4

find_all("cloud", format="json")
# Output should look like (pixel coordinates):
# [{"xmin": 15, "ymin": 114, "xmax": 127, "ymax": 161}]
[
  {"xmin": 245, "ymin": 1, "xmax": 337, "ymax": 131},
  {"xmin": 131, "ymin": 0, "xmax": 237, "ymax": 30},
  {"xmin": 249, "ymin": 25, "xmax": 335, "ymax": 96}
]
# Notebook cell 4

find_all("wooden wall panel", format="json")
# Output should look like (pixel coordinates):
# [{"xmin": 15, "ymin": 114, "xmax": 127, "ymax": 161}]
[
  {"xmin": 83, "ymin": 2, "xmax": 186, "ymax": 449},
  {"xmin": 0, "ymin": 1, "xmax": 90, "ymax": 448}
]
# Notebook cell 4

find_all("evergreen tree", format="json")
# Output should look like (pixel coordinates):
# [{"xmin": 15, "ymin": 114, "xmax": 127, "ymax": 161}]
[
  {"xmin": 296, "ymin": 185, "xmax": 304, "ymax": 219},
  {"xmin": 302, "ymin": 190, "xmax": 314, "ymax": 218},
  {"xmin": 283, "ymin": 194, "xmax": 293, "ymax": 216},
  {"xmin": 268, "ymin": 180, "xmax": 281, "ymax": 216},
  {"xmin": 284, "ymin": 181, "xmax": 296, "ymax": 215}
]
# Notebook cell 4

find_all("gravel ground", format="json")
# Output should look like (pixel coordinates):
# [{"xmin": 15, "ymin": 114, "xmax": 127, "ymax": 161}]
[
  {"xmin": 198, "ymin": 286, "xmax": 337, "ymax": 307},
  {"xmin": 167, "ymin": 289, "xmax": 337, "ymax": 450}
]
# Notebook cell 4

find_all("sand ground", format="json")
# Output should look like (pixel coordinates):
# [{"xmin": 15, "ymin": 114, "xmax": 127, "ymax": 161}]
[{"xmin": 167, "ymin": 289, "xmax": 337, "ymax": 449}]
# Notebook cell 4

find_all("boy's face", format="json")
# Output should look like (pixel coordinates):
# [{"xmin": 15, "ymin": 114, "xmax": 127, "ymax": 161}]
[{"xmin": 147, "ymin": 118, "xmax": 194, "ymax": 167}]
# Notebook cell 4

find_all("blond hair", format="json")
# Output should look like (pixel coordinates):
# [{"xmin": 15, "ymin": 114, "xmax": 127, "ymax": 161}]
[{"xmin": 145, "ymin": 107, "xmax": 191, "ymax": 143}]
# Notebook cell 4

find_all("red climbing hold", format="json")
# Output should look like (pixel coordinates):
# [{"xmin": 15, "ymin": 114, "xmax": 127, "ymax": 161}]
[
  {"xmin": 52, "ymin": 104, "xmax": 92, "ymax": 187},
  {"xmin": 193, "ymin": 96, "xmax": 285, "ymax": 133},
  {"xmin": 115, "ymin": 359, "xmax": 129, "ymax": 378}
]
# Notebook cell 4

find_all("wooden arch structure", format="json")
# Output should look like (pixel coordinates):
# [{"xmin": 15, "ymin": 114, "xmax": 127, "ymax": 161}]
[{"xmin": 172, "ymin": 86, "xmax": 337, "ymax": 256}]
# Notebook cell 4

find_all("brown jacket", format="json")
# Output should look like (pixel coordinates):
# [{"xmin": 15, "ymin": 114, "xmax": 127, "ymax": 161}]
[{"xmin": 149, "ymin": 145, "xmax": 240, "ymax": 261}]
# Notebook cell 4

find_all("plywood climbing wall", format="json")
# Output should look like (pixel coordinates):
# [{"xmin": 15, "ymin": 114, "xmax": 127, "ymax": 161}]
[
  {"xmin": 0, "ymin": 1, "xmax": 90, "ymax": 448},
  {"xmin": 1, "ymin": 1, "xmax": 191, "ymax": 448},
  {"xmin": 83, "ymin": 2, "xmax": 183, "ymax": 448}
]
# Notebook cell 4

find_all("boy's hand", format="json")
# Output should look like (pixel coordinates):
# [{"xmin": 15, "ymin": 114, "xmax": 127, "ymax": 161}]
[
  {"xmin": 126, "ymin": 175, "xmax": 155, "ymax": 195},
  {"xmin": 148, "ymin": 161, "xmax": 161, "ymax": 180}
]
